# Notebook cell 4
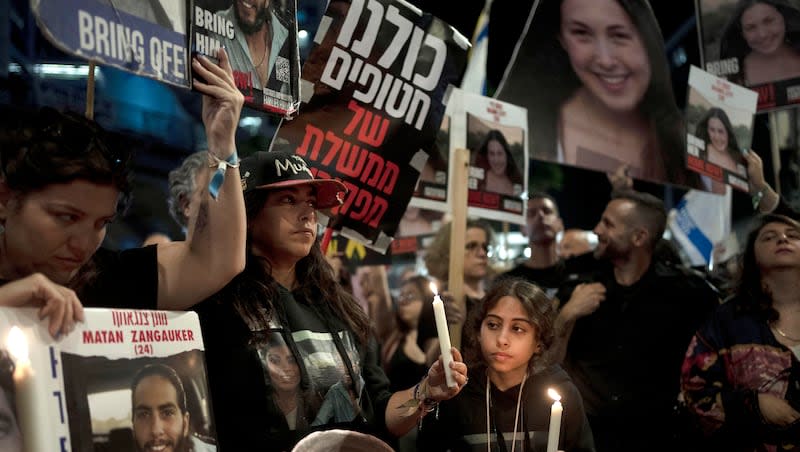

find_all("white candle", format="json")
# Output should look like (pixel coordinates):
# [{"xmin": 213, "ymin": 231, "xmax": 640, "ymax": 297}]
[
  {"xmin": 7, "ymin": 327, "xmax": 50, "ymax": 452},
  {"xmin": 546, "ymin": 388, "xmax": 563, "ymax": 452},
  {"xmin": 429, "ymin": 282, "xmax": 456, "ymax": 388}
]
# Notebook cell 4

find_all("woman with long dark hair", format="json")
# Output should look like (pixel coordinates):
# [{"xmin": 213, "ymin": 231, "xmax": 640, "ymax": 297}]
[
  {"xmin": 681, "ymin": 214, "xmax": 800, "ymax": 450},
  {"xmin": 694, "ymin": 107, "xmax": 746, "ymax": 175},
  {"xmin": 472, "ymin": 130, "xmax": 524, "ymax": 196},
  {"xmin": 720, "ymin": 0, "xmax": 800, "ymax": 86},
  {"xmin": 501, "ymin": 0, "xmax": 701, "ymax": 188},
  {"xmin": 194, "ymin": 150, "xmax": 468, "ymax": 451}
]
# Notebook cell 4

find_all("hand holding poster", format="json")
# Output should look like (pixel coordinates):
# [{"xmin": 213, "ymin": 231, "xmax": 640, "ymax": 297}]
[
  {"xmin": 497, "ymin": 0, "xmax": 706, "ymax": 190},
  {"xmin": 0, "ymin": 307, "xmax": 216, "ymax": 452},
  {"xmin": 30, "ymin": 0, "xmax": 301, "ymax": 115},
  {"xmin": 686, "ymin": 66, "xmax": 758, "ymax": 192},
  {"xmin": 696, "ymin": 0, "xmax": 800, "ymax": 111},
  {"xmin": 273, "ymin": 0, "xmax": 469, "ymax": 252},
  {"xmin": 191, "ymin": 0, "xmax": 301, "ymax": 116}
]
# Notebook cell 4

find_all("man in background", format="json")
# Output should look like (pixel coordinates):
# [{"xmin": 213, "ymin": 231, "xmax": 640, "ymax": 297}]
[
  {"xmin": 558, "ymin": 228, "xmax": 593, "ymax": 259},
  {"xmin": 551, "ymin": 190, "xmax": 718, "ymax": 452},
  {"xmin": 218, "ymin": 0, "xmax": 292, "ymax": 96}
]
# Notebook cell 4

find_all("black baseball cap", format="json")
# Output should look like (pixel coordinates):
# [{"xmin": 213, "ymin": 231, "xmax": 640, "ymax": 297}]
[{"xmin": 239, "ymin": 151, "xmax": 347, "ymax": 209}]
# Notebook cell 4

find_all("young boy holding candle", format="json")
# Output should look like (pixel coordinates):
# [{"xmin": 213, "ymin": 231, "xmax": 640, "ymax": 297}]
[{"xmin": 418, "ymin": 278, "xmax": 595, "ymax": 452}]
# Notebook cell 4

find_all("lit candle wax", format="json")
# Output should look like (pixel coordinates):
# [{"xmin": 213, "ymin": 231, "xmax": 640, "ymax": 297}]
[
  {"xmin": 546, "ymin": 388, "xmax": 563, "ymax": 452},
  {"xmin": 7, "ymin": 327, "xmax": 50, "ymax": 452},
  {"xmin": 429, "ymin": 282, "xmax": 456, "ymax": 388}
]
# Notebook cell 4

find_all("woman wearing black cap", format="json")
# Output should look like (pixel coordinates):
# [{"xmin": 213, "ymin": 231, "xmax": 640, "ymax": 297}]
[{"xmin": 194, "ymin": 150, "xmax": 468, "ymax": 451}]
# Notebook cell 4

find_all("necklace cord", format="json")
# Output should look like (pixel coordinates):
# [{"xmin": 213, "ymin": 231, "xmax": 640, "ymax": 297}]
[{"xmin": 485, "ymin": 371, "xmax": 528, "ymax": 452}]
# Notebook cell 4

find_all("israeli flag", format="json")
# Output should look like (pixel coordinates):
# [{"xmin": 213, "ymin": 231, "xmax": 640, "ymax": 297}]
[
  {"xmin": 460, "ymin": 0, "xmax": 492, "ymax": 95},
  {"xmin": 668, "ymin": 188, "xmax": 732, "ymax": 267}
]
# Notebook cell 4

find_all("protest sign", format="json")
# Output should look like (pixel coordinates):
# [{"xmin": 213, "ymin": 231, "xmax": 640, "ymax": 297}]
[
  {"xmin": 191, "ymin": 0, "xmax": 301, "ymax": 115},
  {"xmin": 497, "ymin": 0, "xmax": 706, "ymax": 190},
  {"xmin": 0, "ymin": 307, "xmax": 215, "ymax": 452},
  {"xmin": 273, "ymin": 0, "xmax": 469, "ymax": 252},
  {"xmin": 30, "ymin": 0, "xmax": 301, "ymax": 115},
  {"xmin": 696, "ymin": 0, "xmax": 800, "ymax": 111},
  {"xmin": 446, "ymin": 86, "xmax": 528, "ymax": 225},
  {"xmin": 685, "ymin": 65, "xmax": 758, "ymax": 192}
]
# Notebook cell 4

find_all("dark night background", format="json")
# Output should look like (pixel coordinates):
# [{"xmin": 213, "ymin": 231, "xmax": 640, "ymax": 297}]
[{"xmin": 0, "ymin": 0, "xmax": 782, "ymax": 247}]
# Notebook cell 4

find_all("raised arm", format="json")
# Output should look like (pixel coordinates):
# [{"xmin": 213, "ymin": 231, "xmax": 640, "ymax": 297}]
[
  {"xmin": 744, "ymin": 150, "xmax": 780, "ymax": 214},
  {"xmin": 156, "ymin": 48, "xmax": 246, "ymax": 310}
]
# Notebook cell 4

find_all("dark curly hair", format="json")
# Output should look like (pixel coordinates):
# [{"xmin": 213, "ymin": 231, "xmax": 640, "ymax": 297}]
[
  {"xmin": 720, "ymin": 0, "xmax": 800, "ymax": 84},
  {"xmin": 0, "ymin": 107, "xmax": 135, "ymax": 294},
  {"xmin": 130, "ymin": 363, "xmax": 188, "ymax": 415},
  {"xmin": 0, "ymin": 107, "xmax": 133, "ymax": 212},
  {"xmin": 464, "ymin": 278, "xmax": 557, "ymax": 374},
  {"xmin": 735, "ymin": 213, "xmax": 800, "ymax": 321}
]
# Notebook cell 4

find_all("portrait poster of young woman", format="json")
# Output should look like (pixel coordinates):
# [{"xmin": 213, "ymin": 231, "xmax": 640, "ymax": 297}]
[
  {"xmin": 698, "ymin": 0, "xmax": 800, "ymax": 110},
  {"xmin": 496, "ymin": 0, "xmax": 705, "ymax": 190},
  {"xmin": 685, "ymin": 65, "xmax": 758, "ymax": 193}
]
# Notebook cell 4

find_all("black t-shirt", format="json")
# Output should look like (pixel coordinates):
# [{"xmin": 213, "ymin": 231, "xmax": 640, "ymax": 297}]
[
  {"xmin": 555, "ymin": 261, "xmax": 718, "ymax": 450},
  {"xmin": 80, "ymin": 246, "xmax": 159, "ymax": 309},
  {"xmin": 193, "ymin": 276, "xmax": 393, "ymax": 451},
  {"xmin": 0, "ymin": 246, "xmax": 159, "ymax": 310},
  {"xmin": 500, "ymin": 252, "xmax": 601, "ymax": 300}
]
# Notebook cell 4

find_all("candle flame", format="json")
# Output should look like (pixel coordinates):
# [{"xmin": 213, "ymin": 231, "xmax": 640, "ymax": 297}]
[
  {"xmin": 429, "ymin": 282, "xmax": 439, "ymax": 296},
  {"xmin": 547, "ymin": 388, "xmax": 561, "ymax": 402},
  {"xmin": 7, "ymin": 327, "xmax": 30, "ymax": 364}
]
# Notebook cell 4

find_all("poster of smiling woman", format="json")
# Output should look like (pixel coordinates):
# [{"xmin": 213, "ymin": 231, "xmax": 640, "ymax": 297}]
[
  {"xmin": 685, "ymin": 65, "xmax": 758, "ymax": 193},
  {"xmin": 497, "ymin": 0, "xmax": 706, "ymax": 190},
  {"xmin": 696, "ymin": 0, "xmax": 800, "ymax": 111}
]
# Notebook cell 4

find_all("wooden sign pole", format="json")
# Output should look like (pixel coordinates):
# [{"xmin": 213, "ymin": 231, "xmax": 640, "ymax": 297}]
[
  {"xmin": 85, "ymin": 62, "xmax": 96, "ymax": 120},
  {"xmin": 447, "ymin": 147, "xmax": 470, "ymax": 349}
]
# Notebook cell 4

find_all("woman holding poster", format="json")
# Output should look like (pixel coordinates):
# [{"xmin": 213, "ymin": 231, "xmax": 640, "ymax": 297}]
[
  {"xmin": 500, "ymin": 0, "xmax": 702, "ymax": 189},
  {"xmin": 0, "ymin": 48, "xmax": 246, "ymax": 335},
  {"xmin": 720, "ymin": 0, "xmax": 800, "ymax": 86}
]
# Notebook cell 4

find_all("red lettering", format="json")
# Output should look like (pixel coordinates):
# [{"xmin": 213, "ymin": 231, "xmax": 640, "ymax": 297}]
[
  {"xmin": 391, "ymin": 237, "xmax": 418, "ymax": 254},
  {"xmin": 704, "ymin": 162, "xmax": 723, "ymax": 178},
  {"xmin": 756, "ymin": 84, "xmax": 776, "ymax": 109},
  {"xmin": 232, "ymin": 70, "xmax": 253, "ymax": 92},
  {"xmin": 687, "ymin": 155, "xmax": 704, "ymax": 171}
]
